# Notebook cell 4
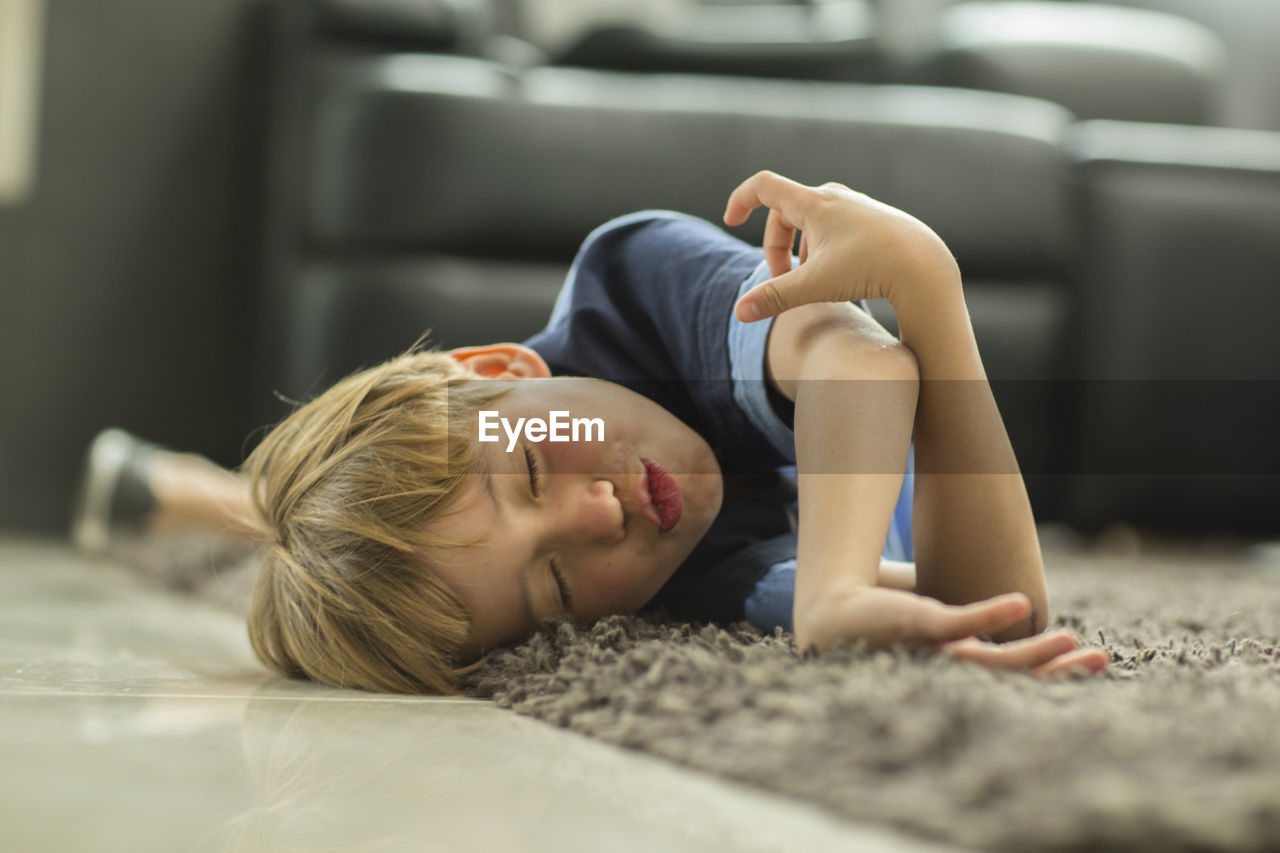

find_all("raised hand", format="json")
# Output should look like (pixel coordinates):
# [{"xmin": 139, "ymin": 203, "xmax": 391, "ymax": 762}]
[{"xmin": 723, "ymin": 170, "xmax": 960, "ymax": 322}]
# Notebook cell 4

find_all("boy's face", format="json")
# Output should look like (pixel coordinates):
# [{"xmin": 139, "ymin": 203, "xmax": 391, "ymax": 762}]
[{"xmin": 424, "ymin": 373, "xmax": 725, "ymax": 658}]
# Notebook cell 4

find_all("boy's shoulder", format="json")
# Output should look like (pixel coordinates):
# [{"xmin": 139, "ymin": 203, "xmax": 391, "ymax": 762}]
[
  {"xmin": 574, "ymin": 209, "xmax": 749, "ymax": 272},
  {"xmin": 544, "ymin": 210, "xmax": 758, "ymax": 332},
  {"xmin": 582, "ymin": 209, "xmax": 724, "ymax": 241}
]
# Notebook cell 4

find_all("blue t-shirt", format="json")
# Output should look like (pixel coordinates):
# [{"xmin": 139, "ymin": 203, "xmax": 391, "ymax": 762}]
[{"xmin": 523, "ymin": 212, "xmax": 913, "ymax": 633}]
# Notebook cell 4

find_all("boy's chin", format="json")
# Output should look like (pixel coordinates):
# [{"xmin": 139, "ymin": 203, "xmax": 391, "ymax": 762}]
[{"xmin": 688, "ymin": 476, "xmax": 726, "ymax": 528}]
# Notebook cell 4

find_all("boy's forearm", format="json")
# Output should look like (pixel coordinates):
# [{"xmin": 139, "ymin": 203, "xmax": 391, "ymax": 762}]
[
  {"xmin": 791, "ymin": 341, "xmax": 919, "ymax": 646},
  {"xmin": 894, "ymin": 284, "xmax": 1049, "ymax": 638}
]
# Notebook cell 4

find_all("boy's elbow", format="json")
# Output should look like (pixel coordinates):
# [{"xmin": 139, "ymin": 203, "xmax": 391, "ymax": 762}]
[
  {"xmin": 1029, "ymin": 594, "xmax": 1049, "ymax": 635},
  {"xmin": 1026, "ymin": 596, "xmax": 1050, "ymax": 637}
]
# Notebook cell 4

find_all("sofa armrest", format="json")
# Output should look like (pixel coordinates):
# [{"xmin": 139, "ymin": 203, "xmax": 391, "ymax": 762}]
[{"xmin": 1064, "ymin": 119, "xmax": 1280, "ymax": 533}]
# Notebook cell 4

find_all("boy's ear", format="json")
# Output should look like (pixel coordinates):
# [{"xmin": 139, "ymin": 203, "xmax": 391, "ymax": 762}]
[{"xmin": 447, "ymin": 343, "xmax": 552, "ymax": 379}]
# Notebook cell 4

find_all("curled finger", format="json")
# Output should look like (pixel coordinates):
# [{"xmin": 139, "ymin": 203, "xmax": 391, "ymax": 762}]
[
  {"xmin": 723, "ymin": 170, "xmax": 811, "ymax": 230},
  {"xmin": 763, "ymin": 207, "xmax": 799, "ymax": 279}
]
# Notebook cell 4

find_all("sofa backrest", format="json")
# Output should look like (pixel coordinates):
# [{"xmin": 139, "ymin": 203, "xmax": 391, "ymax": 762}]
[
  {"xmin": 255, "ymin": 34, "xmax": 1082, "ymax": 406},
  {"xmin": 304, "ymin": 55, "xmax": 1075, "ymax": 278}
]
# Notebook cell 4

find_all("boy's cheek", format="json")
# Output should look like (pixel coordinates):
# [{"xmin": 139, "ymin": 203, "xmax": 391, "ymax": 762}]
[
  {"xmin": 558, "ymin": 441, "xmax": 618, "ymax": 473},
  {"xmin": 535, "ymin": 421, "xmax": 625, "ymax": 468},
  {"xmin": 581, "ymin": 559, "xmax": 665, "ymax": 617}
]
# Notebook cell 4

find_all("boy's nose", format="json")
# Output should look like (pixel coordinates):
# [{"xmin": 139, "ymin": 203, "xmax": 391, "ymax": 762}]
[{"xmin": 551, "ymin": 478, "xmax": 625, "ymax": 547}]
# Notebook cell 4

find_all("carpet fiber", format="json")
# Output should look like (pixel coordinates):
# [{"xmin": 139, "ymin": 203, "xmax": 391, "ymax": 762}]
[{"xmin": 463, "ymin": 539, "xmax": 1280, "ymax": 851}]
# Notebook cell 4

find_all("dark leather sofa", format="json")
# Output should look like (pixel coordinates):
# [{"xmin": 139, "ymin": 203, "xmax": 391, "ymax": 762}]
[
  {"xmin": 547, "ymin": 0, "xmax": 1225, "ymax": 125},
  {"xmin": 253, "ymin": 0, "xmax": 1280, "ymax": 536}
]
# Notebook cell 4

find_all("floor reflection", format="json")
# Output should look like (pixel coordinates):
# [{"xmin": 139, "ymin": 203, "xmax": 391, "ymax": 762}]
[{"xmin": 2, "ymin": 538, "xmax": 955, "ymax": 853}]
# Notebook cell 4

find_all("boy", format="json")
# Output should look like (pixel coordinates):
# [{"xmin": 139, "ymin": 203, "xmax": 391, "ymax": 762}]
[{"xmin": 73, "ymin": 172, "xmax": 1109, "ymax": 693}]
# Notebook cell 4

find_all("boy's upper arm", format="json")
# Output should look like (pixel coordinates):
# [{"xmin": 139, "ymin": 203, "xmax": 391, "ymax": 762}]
[{"xmin": 764, "ymin": 301, "xmax": 902, "ymax": 402}]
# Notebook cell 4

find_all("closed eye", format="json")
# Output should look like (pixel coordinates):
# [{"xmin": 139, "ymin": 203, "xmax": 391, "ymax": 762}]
[
  {"xmin": 550, "ymin": 559, "xmax": 573, "ymax": 613},
  {"xmin": 524, "ymin": 445, "xmax": 570, "ymax": 611},
  {"xmin": 524, "ymin": 445, "xmax": 542, "ymax": 498}
]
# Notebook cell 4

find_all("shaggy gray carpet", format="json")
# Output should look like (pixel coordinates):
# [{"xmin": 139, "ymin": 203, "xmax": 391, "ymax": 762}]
[{"xmin": 463, "ymin": 536, "xmax": 1280, "ymax": 852}]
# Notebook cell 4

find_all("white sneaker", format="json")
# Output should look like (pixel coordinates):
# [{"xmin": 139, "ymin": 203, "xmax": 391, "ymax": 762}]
[{"xmin": 70, "ymin": 428, "xmax": 159, "ymax": 554}]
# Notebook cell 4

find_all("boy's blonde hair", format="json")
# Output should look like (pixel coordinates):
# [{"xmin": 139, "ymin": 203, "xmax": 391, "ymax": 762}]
[{"xmin": 243, "ymin": 346, "xmax": 514, "ymax": 695}]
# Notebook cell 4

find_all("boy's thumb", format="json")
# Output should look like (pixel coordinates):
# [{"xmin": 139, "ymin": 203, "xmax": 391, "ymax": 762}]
[{"xmin": 735, "ymin": 270, "xmax": 801, "ymax": 322}]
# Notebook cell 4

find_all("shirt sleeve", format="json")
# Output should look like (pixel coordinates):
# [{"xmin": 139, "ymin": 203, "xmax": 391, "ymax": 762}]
[
  {"xmin": 725, "ymin": 258, "xmax": 876, "ymax": 464},
  {"xmin": 726, "ymin": 260, "xmax": 797, "ymax": 463},
  {"xmin": 524, "ymin": 211, "xmax": 796, "ymax": 475}
]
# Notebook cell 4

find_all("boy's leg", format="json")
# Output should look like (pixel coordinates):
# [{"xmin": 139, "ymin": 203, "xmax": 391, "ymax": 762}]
[
  {"xmin": 73, "ymin": 429, "xmax": 259, "ymax": 554},
  {"xmin": 72, "ymin": 429, "xmax": 262, "ymax": 612},
  {"xmin": 147, "ymin": 450, "xmax": 258, "ymax": 539}
]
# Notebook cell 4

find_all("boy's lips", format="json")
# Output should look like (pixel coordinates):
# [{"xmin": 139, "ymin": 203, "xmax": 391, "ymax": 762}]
[{"xmin": 637, "ymin": 457, "xmax": 683, "ymax": 533}]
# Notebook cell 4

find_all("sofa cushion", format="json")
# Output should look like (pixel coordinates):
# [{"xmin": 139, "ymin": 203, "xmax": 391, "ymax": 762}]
[
  {"xmin": 931, "ymin": 2, "xmax": 1225, "ymax": 125},
  {"xmin": 309, "ymin": 0, "xmax": 493, "ymax": 50},
  {"xmin": 552, "ymin": 1, "xmax": 881, "ymax": 82}
]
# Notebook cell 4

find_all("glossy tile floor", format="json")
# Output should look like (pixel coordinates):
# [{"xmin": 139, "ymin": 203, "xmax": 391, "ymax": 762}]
[{"xmin": 0, "ymin": 538, "xmax": 962, "ymax": 853}]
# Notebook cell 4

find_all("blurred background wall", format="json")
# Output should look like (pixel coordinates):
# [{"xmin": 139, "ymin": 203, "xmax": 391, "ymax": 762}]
[{"xmin": 0, "ymin": 0, "xmax": 263, "ymax": 532}]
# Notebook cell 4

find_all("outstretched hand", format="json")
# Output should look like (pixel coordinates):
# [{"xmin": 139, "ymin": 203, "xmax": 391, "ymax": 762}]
[
  {"xmin": 800, "ymin": 586, "xmax": 1109, "ymax": 678},
  {"xmin": 723, "ymin": 170, "xmax": 961, "ymax": 322}
]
